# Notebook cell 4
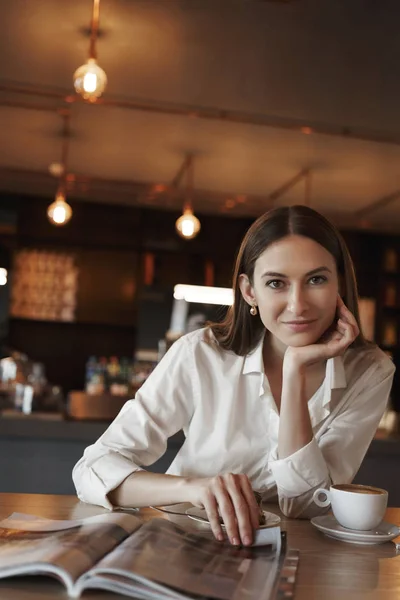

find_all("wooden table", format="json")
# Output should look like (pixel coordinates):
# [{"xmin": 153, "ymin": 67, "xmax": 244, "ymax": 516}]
[{"xmin": 0, "ymin": 493, "xmax": 399, "ymax": 599}]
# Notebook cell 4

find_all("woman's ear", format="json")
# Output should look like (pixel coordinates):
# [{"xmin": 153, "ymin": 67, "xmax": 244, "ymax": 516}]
[{"xmin": 238, "ymin": 273, "xmax": 256, "ymax": 307}]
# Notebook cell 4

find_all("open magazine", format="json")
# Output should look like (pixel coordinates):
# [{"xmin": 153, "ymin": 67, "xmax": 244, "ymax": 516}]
[{"xmin": 0, "ymin": 511, "xmax": 298, "ymax": 600}]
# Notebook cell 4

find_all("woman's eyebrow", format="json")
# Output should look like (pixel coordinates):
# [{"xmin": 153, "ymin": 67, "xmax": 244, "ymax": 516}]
[{"xmin": 261, "ymin": 266, "xmax": 332, "ymax": 279}]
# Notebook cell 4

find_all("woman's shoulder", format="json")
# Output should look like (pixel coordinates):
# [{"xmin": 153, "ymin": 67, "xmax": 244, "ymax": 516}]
[
  {"xmin": 179, "ymin": 327, "xmax": 223, "ymax": 352},
  {"xmin": 343, "ymin": 343, "xmax": 396, "ymax": 384},
  {"xmin": 177, "ymin": 327, "xmax": 236, "ymax": 362}
]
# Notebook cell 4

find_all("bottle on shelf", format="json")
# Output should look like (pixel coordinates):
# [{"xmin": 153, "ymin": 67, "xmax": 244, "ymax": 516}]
[
  {"xmin": 383, "ymin": 320, "xmax": 397, "ymax": 347},
  {"xmin": 108, "ymin": 356, "xmax": 128, "ymax": 396},
  {"xmin": 384, "ymin": 283, "xmax": 397, "ymax": 307},
  {"xmin": 384, "ymin": 248, "xmax": 398, "ymax": 273},
  {"xmin": 118, "ymin": 357, "xmax": 131, "ymax": 397},
  {"xmin": 85, "ymin": 356, "xmax": 106, "ymax": 395},
  {"xmin": 85, "ymin": 356, "xmax": 98, "ymax": 392}
]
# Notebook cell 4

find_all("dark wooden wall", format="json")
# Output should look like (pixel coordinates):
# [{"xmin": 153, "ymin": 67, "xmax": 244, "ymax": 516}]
[
  {"xmin": 0, "ymin": 194, "xmax": 252, "ymax": 392},
  {"xmin": 2, "ymin": 194, "xmax": 400, "ymax": 404}
]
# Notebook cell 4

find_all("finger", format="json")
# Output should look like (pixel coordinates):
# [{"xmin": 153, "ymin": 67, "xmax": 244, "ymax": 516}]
[
  {"xmin": 336, "ymin": 320, "xmax": 356, "ymax": 348},
  {"xmin": 337, "ymin": 319, "xmax": 347, "ymax": 335},
  {"xmin": 214, "ymin": 481, "xmax": 241, "ymax": 545},
  {"xmin": 202, "ymin": 491, "xmax": 224, "ymax": 542},
  {"xmin": 337, "ymin": 299, "xmax": 359, "ymax": 332},
  {"xmin": 324, "ymin": 322, "xmax": 354, "ymax": 357},
  {"xmin": 239, "ymin": 476, "xmax": 260, "ymax": 531},
  {"xmin": 344, "ymin": 311, "xmax": 360, "ymax": 337},
  {"xmin": 331, "ymin": 330, "xmax": 343, "ymax": 342},
  {"xmin": 338, "ymin": 303, "xmax": 358, "ymax": 332},
  {"xmin": 341, "ymin": 316, "xmax": 359, "ymax": 339},
  {"xmin": 225, "ymin": 474, "xmax": 254, "ymax": 546}
]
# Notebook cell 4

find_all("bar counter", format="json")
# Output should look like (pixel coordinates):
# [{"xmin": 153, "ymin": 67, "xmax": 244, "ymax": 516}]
[
  {"xmin": 0, "ymin": 413, "xmax": 184, "ymax": 495},
  {"xmin": 0, "ymin": 413, "xmax": 399, "ymax": 503}
]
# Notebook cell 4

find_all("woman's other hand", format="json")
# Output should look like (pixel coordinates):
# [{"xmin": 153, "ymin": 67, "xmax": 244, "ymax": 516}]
[
  {"xmin": 284, "ymin": 295, "xmax": 359, "ymax": 371},
  {"xmin": 186, "ymin": 473, "xmax": 260, "ymax": 546}
]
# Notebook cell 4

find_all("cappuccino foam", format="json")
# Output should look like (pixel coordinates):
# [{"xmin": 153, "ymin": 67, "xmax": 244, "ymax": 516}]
[{"xmin": 334, "ymin": 484, "xmax": 385, "ymax": 495}]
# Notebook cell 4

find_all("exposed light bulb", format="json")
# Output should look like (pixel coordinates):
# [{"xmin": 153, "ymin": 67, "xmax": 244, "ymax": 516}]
[
  {"xmin": 83, "ymin": 71, "xmax": 97, "ymax": 93},
  {"xmin": 47, "ymin": 192, "xmax": 73, "ymax": 226},
  {"xmin": 73, "ymin": 58, "xmax": 107, "ymax": 102},
  {"xmin": 182, "ymin": 219, "xmax": 195, "ymax": 237},
  {"xmin": 175, "ymin": 209, "xmax": 201, "ymax": 240}
]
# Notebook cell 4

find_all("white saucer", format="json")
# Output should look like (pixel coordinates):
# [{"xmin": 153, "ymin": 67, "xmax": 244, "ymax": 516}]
[
  {"xmin": 185, "ymin": 506, "xmax": 281, "ymax": 529},
  {"xmin": 311, "ymin": 515, "xmax": 400, "ymax": 545}
]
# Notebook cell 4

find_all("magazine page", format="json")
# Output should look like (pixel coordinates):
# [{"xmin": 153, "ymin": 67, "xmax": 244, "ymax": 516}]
[
  {"xmin": 0, "ymin": 512, "xmax": 142, "ymax": 596},
  {"xmin": 76, "ymin": 572, "xmax": 189, "ymax": 600},
  {"xmin": 80, "ymin": 518, "xmax": 282, "ymax": 600}
]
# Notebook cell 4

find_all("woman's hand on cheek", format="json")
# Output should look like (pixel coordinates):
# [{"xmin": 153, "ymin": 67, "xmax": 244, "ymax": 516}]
[{"xmin": 283, "ymin": 295, "xmax": 359, "ymax": 371}]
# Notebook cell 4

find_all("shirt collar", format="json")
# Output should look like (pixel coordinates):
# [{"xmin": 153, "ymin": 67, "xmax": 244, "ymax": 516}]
[
  {"xmin": 309, "ymin": 354, "xmax": 347, "ymax": 428},
  {"xmin": 328, "ymin": 355, "xmax": 347, "ymax": 389},
  {"xmin": 321, "ymin": 354, "xmax": 347, "ymax": 406},
  {"xmin": 243, "ymin": 335, "xmax": 347, "ymax": 403},
  {"xmin": 243, "ymin": 335, "xmax": 265, "ymax": 375},
  {"xmin": 243, "ymin": 335, "xmax": 347, "ymax": 386}
]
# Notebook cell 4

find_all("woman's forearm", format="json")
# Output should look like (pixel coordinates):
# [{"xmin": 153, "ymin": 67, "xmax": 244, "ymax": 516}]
[
  {"xmin": 108, "ymin": 470, "xmax": 196, "ymax": 508},
  {"xmin": 278, "ymin": 362, "xmax": 313, "ymax": 459}
]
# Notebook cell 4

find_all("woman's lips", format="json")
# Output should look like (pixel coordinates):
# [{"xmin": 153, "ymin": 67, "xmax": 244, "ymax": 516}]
[{"xmin": 283, "ymin": 320, "xmax": 317, "ymax": 332}]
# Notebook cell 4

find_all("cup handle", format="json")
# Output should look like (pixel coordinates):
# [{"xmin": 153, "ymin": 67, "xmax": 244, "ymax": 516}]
[{"xmin": 313, "ymin": 488, "xmax": 331, "ymax": 508}]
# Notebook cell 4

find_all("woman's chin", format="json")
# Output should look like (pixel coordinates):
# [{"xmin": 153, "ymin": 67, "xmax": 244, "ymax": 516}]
[{"xmin": 281, "ymin": 331, "xmax": 322, "ymax": 347}]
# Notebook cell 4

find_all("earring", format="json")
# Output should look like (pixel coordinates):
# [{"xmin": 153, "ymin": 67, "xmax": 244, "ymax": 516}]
[{"xmin": 250, "ymin": 304, "xmax": 258, "ymax": 316}]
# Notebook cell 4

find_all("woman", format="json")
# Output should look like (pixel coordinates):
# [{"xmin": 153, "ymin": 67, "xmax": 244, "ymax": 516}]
[{"xmin": 73, "ymin": 206, "xmax": 394, "ymax": 547}]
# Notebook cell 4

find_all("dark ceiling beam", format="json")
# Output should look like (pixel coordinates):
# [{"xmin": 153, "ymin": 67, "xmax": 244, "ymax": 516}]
[
  {"xmin": 0, "ymin": 99, "xmax": 57, "ymax": 113},
  {"xmin": 354, "ymin": 189, "xmax": 400, "ymax": 218},
  {"xmin": 0, "ymin": 166, "xmax": 270, "ymax": 216},
  {"xmin": 267, "ymin": 168, "xmax": 310, "ymax": 203},
  {"xmin": 1, "ymin": 81, "xmax": 400, "ymax": 147},
  {"xmin": 304, "ymin": 170, "xmax": 312, "ymax": 207},
  {"xmin": 170, "ymin": 155, "xmax": 192, "ymax": 189},
  {"xmin": 0, "ymin": 82, "xmax": 66, "ymax": 100}
]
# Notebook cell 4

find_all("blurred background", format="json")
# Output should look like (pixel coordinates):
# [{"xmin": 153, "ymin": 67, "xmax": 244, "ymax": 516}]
[{"xmin": 0, "ymin": 0, "xmax": 399, "ymax": 498}]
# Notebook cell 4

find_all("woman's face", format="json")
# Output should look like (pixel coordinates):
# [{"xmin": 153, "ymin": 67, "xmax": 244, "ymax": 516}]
[{"xmin": 241, "ymin": 234, "xmax": 340, "ymax": 351}]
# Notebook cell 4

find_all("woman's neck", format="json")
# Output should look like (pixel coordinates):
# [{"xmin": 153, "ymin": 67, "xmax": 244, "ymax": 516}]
[{"xmin": 262, "ymin": 334, "xmax": 287, "ymax": 370}]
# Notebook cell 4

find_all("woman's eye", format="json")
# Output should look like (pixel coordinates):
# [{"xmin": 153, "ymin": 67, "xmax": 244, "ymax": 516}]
[
  {"xmin": 309, "ymin": 275, "xmax": 327, "ymax": 285},
  {"xmin": 267, "ymin": 280, "xmax": 284, "ymax": 289}
]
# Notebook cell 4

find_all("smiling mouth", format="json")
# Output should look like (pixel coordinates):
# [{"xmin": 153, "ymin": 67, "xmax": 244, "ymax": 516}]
[{"xmin": 283, "ymin": 320, "xmax": 316, "ymax": 325}]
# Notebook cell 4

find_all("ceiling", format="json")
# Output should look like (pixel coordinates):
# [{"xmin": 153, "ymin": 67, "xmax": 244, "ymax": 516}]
[{"xmin": 1, "ymin": 0, "xmax": 400, "ymax": 231}]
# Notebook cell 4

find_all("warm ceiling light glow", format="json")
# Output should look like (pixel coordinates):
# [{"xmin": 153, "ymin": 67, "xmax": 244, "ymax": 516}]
[
  {"xmin": 47, "ymin": 192, "xmax": 73, "ymax": 226},
  {"xmin": 175, "ymin": 209, "xmax": 201, "ymax": 240},
  {"xmin": 73, "ymin": 58, "xmax": 107, "ymax": 102},
  {"xmin": 174, "ymin": 284, "xmax": 233, "ymax": 306},
  {"xmin": 48, "ymin": 162, "xmax": 65, "ymax": 177},
  {"xmin": 0, "ymin": 268, "xmax": 7, "ymax": 286}
]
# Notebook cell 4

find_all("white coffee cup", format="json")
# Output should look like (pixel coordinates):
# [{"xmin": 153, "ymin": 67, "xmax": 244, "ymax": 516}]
[{"xmin": 313, "ymin": 483, "xmax": 388, "ymax": 531}]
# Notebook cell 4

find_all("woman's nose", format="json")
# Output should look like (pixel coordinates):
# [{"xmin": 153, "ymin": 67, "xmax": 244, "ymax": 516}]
[{"xmin": 287, "ymin": 286, "xmax": 309, "ymax": 315}]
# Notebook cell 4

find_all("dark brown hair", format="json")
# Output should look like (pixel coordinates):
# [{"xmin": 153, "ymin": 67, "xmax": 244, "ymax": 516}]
[{"xmin": 210, "ymin": 205, "xmax": 368, "ymax": 355}]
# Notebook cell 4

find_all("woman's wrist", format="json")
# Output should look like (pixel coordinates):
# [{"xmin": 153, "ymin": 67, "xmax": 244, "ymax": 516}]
[
  {"xmin": 283, "ymin": 349, "xmax": 307, "ymax": 377},
  {"xmin": 180, "ymin": 476, "xmax": 202, "ymax": 505}
]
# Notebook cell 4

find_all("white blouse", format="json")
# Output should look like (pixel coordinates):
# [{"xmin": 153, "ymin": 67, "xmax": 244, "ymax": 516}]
[{"xmin": 73, "ymin": 328, "xmax": 395, "ymax": 517}]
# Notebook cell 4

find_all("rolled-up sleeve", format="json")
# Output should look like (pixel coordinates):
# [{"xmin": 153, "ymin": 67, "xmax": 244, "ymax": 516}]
[
  {"xmin": 72, "ymin": 336, "xmax": 194, "ymax": 509},
  {"xmin": 269, "ymin": 360, "xmax": 395, "ymax": 518}
]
